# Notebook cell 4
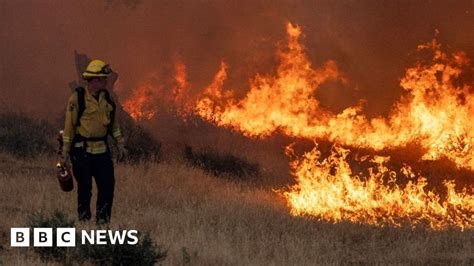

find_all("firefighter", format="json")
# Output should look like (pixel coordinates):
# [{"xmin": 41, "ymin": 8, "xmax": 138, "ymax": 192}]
[{"xmin": 61, "ymin": 59, "xmax": 127, "ymax": 224}]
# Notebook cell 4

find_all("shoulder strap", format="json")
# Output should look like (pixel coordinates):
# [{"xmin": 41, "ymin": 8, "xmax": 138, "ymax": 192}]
[
  {"xmin": 75, "ymin": 87, "xmax": 85, "ymax": 127},
  {"xmin": 100, "ymin": 89, "xmax": 116, "ymax": 135}
]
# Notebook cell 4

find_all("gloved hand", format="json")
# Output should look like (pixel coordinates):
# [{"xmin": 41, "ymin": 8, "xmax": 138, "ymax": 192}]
[
  {"xmin": 116, "ymin": 143, "xmax": 128, "ymax": 162},
  {"xmin": 60, "ymin": 147, "xmax": 71, "ymax": 166}
]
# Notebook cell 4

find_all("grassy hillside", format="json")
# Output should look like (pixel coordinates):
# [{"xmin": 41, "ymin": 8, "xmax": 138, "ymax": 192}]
[{"xmin": 0, "ymin": 153, "xmax": 472, "ymax": 265}]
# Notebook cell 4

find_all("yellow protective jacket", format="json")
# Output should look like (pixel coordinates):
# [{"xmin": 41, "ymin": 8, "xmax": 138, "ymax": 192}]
[{"xmin": 62, "ymin": 88, "xmax": 124, "ymax": 154}]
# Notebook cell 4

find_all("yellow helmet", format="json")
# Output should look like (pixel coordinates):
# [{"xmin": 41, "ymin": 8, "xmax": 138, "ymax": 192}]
[{"xmin": 82, "ymin": 59, "xmax": 112, "ymax": 79}]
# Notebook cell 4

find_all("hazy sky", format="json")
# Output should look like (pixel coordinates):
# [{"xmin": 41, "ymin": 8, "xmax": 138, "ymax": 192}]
[{"xmin": 1, "ymin": 0, "xmax": 473, "ymax": 118}]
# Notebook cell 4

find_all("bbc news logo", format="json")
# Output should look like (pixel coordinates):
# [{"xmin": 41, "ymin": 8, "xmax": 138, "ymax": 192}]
[{"xmin": 11, "ymin": 228, "xmax": 138, "ymax": 247}]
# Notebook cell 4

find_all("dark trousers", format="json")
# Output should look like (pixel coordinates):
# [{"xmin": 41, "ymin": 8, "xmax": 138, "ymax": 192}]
[{"xmin": 70, "ymin": 149, "xmax": 115, "ymax": 224}]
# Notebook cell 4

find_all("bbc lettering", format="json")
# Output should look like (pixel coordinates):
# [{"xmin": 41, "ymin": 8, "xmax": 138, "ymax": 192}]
[
  {"xmin": 11, "ymin": 228, "xmax": 138, "ymax": 247},
  {"xmin": 11, "ymin": 228, "xmax": 29, "ymax": 247}
]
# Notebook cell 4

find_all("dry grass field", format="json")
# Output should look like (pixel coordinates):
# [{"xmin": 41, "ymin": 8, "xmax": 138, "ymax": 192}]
[{"xmin": 0, "ymin": 151, "xmax": 473, "ymax": 265}]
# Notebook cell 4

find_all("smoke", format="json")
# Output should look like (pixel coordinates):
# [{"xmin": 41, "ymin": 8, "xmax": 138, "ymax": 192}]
[{"xmin": 1, "ymin": 0, "xmax": 473, "ymax": 118}]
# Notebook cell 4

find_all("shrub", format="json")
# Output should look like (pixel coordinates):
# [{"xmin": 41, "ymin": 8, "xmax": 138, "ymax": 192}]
[
  {"xmin": 181, "ymin": 247, "xmax": 198, "ymax": 264},
  {"xmin": 26, "ymin": 210, "xmax": 75, "ymax": 262},
  {"xmin": 0, "ymin": 111, "xmax": 54, "ymax": 157},
  {"xmin": 78, "ymin": 230, "xmax": 167, "ymax": 266},
  {"xmin": 184, "ymin": 145, "xmax": 260, "ymax": 178},
  {"xmin": 120, "ymin": 122, "xmax": 162, "ymax": 163}
]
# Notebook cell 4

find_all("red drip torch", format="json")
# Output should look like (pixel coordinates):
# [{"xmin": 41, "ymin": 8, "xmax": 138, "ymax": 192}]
[
  {"xmin": 56, "ymin": 130, "xmax": 74, "ymax": 192},
  {"xmin": 56, "ymin": 161, "xmax": 74, "ymax": 192}
]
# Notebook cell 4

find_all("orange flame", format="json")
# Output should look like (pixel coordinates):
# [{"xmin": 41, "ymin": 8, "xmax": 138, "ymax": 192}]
[
  {"xmin": 194, "ymin": 22, "xmax": 474, "ymax": 170},
  {"xmin": 195, "ymin": 23, "xmax": 343, "ymax": 137},
  {"xmin": 122, "ymin": 82, "xmax": 158, "ymax": 121},
  {"xmin": 172, "ymin": 62, "xmax": 188, "ymax": 104},
  {"xmin": 123, "ymin": 62, "xmax": 189, "ymax": 121},
  {"xmin": 193, "ymin": 22, "xmax": 474, "ymax": 229},
  {"xmin": 195, "ymin": 61, "xmax": 233, "ymax": 121},
  {"xmin": 283, "ymin": 145, "xmax": 474, "ymax": 229}
]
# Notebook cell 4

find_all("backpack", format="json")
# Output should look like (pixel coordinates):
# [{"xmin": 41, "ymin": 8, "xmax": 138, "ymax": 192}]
[{"xmin": 75, "ymin": 87, "xmax": 116, "ymax": 136}]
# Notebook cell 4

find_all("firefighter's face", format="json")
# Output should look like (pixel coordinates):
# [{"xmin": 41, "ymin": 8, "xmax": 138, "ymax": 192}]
[{"xmin": 88, "ymin": 77, "xmax": 107, "ymax": 94}]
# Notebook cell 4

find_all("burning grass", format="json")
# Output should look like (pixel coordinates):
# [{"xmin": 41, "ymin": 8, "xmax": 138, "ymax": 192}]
[{"xmin": 282, "ymin": 144, "xmax": 474, "ymax": 229}]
